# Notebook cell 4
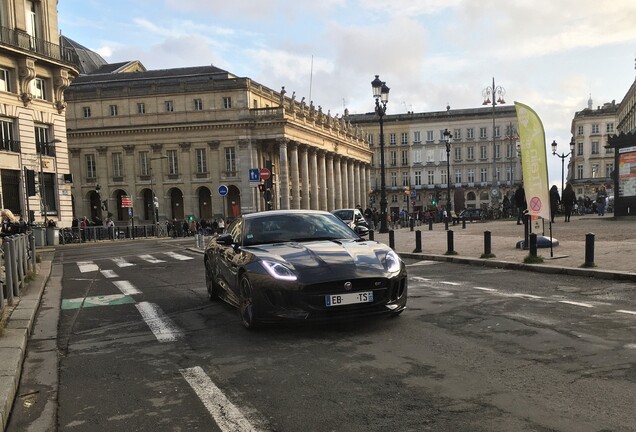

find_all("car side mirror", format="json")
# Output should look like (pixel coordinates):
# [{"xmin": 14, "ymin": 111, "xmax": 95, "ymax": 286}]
[
  {"xmin": 354, "ymin": 225, "xmax": 369, "ymax": 237},
  {"xmin": 216, "ymin": 233, "xmax": 234, "ymax": 246}
]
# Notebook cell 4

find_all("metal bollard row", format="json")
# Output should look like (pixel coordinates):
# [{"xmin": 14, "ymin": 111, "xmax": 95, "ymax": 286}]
[{"xmin": 1, "ymin": 233, "xmax": 35, "ymax": 310}]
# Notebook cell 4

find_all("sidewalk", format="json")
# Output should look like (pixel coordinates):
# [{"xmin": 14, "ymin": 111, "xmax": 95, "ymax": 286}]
[
  {"xmin": 0, "ymin": 251, "xmax": 52, "ymax": 432},
  {"xmin": 372, "ymin": 213, "xmax": 636, "ymax": 281}
]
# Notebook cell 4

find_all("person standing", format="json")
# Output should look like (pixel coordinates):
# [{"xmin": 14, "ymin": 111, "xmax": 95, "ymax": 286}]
[
  {"xmin": 549, "ymin": 185, "xmax": 560, "ymax": 223},
  {"xmin": 217, "ymin": 217, "xmax": 225, "ymax": 234},
  {"xmin": 562, "ymin": 183, "xmax": 576, "ymax": 222},
  {"xmin": 514, "ymin": 184, "xmax": 527, "ymax": 225},
  {"xmin": 596, "ymin": 185, "xmax": 608, "ymax": 216}
]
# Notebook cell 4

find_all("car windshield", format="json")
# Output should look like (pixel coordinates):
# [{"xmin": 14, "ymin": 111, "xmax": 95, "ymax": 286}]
[
  {"xmin": 332, "ymin": 209, "xmax": 354, "ymax": 221},
  {"xmin": 243, "ymin": 213, "xmax": 359, "ymax": 246}
]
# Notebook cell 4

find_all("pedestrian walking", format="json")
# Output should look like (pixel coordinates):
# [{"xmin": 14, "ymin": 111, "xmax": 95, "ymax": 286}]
[
  {"xmin": 514, "ymin": 184, "xmax": 527, "ymax": 225},
  {"xmin": 596, "ymin": 185, "xmax": 608, "ymax": 216},
  {"xmin": 562, "ymin": 183, "xmax": 576, "ymax": 222},
  {"xmin": 549, "ymin": 185, "xmax": 560, "ymax": 223}
]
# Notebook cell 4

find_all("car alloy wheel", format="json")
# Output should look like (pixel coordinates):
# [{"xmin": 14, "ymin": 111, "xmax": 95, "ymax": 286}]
[
  {"xmin": 205, "ymin": 260, "xmax": 220, "ymax": 301},
  {"xmin": 238, "ymin": 275, "xmax": 258, "ymax": 329}
]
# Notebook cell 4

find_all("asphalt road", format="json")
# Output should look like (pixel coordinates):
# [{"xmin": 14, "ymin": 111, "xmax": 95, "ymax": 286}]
[{"xmin": 8, "ymin": 239, "xmax": 636, "ymax": 431}]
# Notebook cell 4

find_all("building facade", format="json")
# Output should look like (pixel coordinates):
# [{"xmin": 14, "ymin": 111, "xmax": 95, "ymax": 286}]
[
  {"xmin": 350, "ymin": 106, "xmax": 521, "ymax": 216},
  {"xmin": 64, "ymin": 64, "xmax": 371, "ymax": 225},
  {"xmin": 569, "ymin": 98, "xmax": 618, "ymax": 201},
  {"xmin": 609, "ymin": 66, "xmax": 636, "ymax": 216},
  {"xmin": 0, "ymin": 0, "xmax": 79, "ymax": 224}
]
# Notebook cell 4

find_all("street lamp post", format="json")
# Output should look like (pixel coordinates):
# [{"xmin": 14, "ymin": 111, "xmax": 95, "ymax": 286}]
[
  {"xmin": 371, "ymin": 75, "xmax": 390, "ymax": 233},
  {"xmin": 505, "ymin": 122, "xmax": 519, "ymax": 187},
  {"xmin": 150, "ymin": 155, "xmax": 168, "ymax": 235},
  {"xmin": 551, "ymin": 138, "xmax": 575, "ymax": 197},
  {"xmin": 482, "ymin": 78, "xmax": 506, "ymax": 207},
  {"xmin": 443, "ymin": 128, "xmax": 452, "ymax": 220},
  {"xmin": 39, "ymin": 138, "xmax": 61, "ymax": 226}
]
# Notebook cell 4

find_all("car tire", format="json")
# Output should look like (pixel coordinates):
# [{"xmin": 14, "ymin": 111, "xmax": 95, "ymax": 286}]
[
  {"xmin": 238, "ymin": 275, "xmax": 259, "ymax": 329},
  {"xmin": 205, "ymin": 260, "xmax": 221, "ymax": 301}
]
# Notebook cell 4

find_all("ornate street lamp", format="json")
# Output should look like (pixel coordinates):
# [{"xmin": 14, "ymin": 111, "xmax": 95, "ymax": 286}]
[
  {"xmin": 551, "ymin": 138, "xmax": 575, "ymax": 197},
  {"xmin": 372, "ymin": 75, "xmax": 390, "ymax": 233},
  {"xmin": 150, "ymin": 155, "xmax": 168, "ymax": 234},
  {"xmin": 443, "ymin": 128, "xmax": 452, "ymax": 220},
  {"xmin": 482, "ymin": 78, "xmax": 506, "ymax": 207}
]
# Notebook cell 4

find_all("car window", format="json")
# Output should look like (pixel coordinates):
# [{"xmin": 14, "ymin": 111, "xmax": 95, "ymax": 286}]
[
  {"xmin": 333, "ymin": 210, "xmax": 353, "ymax": 220},
  {"xmin": 243, "ymin": 213, "xmax": 358, "ymax": 245}
]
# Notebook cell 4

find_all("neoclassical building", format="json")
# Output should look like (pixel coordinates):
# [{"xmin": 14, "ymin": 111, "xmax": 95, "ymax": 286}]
[
  {"xmin": 350, "ymin": 106, "xmax": 521, "ymax": 215},
  {"xmin": 569, "ymin": 98, "xmax": 618, "ymax": 199},
  {"xmin": 64, "ymin": 60, "xmax": 371, "ymax": 224},
  {"xmin": 0, "ymin": 0, "xmax": 78, "ymax": 225}
]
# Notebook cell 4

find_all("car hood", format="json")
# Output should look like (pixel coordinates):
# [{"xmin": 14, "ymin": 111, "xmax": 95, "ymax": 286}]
[{"xmin": 249, "ymin": 240, "xmax": 398, "ymax": 280}]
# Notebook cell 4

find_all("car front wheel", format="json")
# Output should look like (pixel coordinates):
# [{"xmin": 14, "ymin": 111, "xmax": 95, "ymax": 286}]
[
  {"xmin": 238, "ymin": 275, "xmax": 258, "ymax": 329},
  {"xmin": 205, "ymin": 260, "xmax": 221, "ymax": 301}
]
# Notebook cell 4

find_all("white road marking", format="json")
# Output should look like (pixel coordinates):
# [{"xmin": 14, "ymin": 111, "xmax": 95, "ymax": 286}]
[
  {"xmin": 440, "ymin": 281, "xmax": 462, "ymax": 286},
  {"xmin": 113, "ymin": 280, "xmax": 142, "ymax": 295},
  {"xmin": 473, "ymin": 286, "xmax": 497, "ymax": 292},
  {"xmin": 164, "ymin": 251, "xmax": 194, "ymax": 261},
  {"xmin": 139, "ymin": 254, "xmax": 166, "ymax": 264},
  {"xmin": 135, "ymin": 302, "xmax": 183, "ymax": 342},
  {"xmin": 509, "ymin": 293, "xmax": 543, "ymax": 299},
  {"xmin": 410, "ymin": 276, "xmax": 431, "ymax": 282},
  {"xmin": 180, "ymin": 366, "xmax": 258, "ymax": 432},
  {"xmin": 100, "ymin": 269, "xmax": 118, "ymax": 279},
  {"xmin": 112, "ymin": 257, "xmax": 135, "ymax": 267},
  {"xmin": 559, "ymin": 300, "xmax": 594, "ymax": 308},
  {"xmin": 408, "ymin": 260, "xmax": 438, "ymax": 266},
  {"xmin": 616, "ymin": 309, "xmax": 636, "ymax": 316},
  {"xmin": 77, "ymin": 261, "xmax": 99, "ymax": 273}
]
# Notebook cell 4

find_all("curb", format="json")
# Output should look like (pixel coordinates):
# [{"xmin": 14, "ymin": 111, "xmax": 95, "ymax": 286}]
[
  {"xmin": 398, "ymin": 252, "xmax": 636, "ymax": 282},
  {"xmin": 0, "ymin": 257, "xmax": 52, "ymax": 432}
]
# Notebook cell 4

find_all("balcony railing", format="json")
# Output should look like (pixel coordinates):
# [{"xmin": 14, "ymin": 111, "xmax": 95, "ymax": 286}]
[
  {"xmin": 0, "ymin": 26, "xmax": 79, "ymax": 67},
  {"xmin": 0, "ymin": 139, "xmax": 20, "ymax": 153}
]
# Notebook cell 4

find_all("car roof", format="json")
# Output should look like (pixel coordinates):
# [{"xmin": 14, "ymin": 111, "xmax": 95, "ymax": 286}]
[{"xmin": 242, "ymin": 209, "xmax": 332, "ymax": 220}]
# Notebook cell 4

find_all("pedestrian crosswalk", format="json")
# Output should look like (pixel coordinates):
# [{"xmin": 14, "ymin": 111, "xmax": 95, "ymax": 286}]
[{"xmin": 77, "ymin": 251, "xmax": 197, "ymax": 273}]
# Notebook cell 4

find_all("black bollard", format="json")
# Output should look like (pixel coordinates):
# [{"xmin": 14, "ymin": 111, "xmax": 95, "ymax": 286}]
[
  {"xmin": 413, "ymin": 230, "xmax": 422, "ymax": 253},
  {"xmin": 462, "ymin": 218, "xmax": 466, "ymax": 229},
  {"xmin": 523, "ymin": 216, "xmax": 530, "ymax": 249},
  {"xmin": 484, "ymin": 230, "xmax": 492, "ymax": 256},
  {"xmin": 389, "ymin": 230, "xmax": 395, "ymax": 250},
  {"xmin": 369, "ymin": 229, "xmax": 374, "ymax": 241},
  {"xmin": 584, "ymin": 232, "xmax": 595, "ymax": 267},
  {"xmin": 446, "ymin": 229, "xmax": 455, "ymax": 255},
  {"xmin": 428, "ymin": 219, "xmax": 433, "ymax": 231},
  {"xmin": 529, "ymin": 233, "xmax": 537, "ymax": 257},
  {"xmin": 444, "ymin": 220, "xmax": 449, "ymax": 231},
  {"xmin": 410, "ymin": 218, "xmax": 414, "ymax": 232}
]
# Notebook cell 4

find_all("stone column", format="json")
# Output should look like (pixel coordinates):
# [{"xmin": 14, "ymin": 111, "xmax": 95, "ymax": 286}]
[
  {"xmin": 318, "ymin": 151, "xmax": 327, "ymax": 210},
  {"xmin": 278, "ymin": 138, "xmax": 290, "ymax": 210},
  {"xmin": 326, "ymin": 153, "xmax": 335, "ymax": 211},
  {"xmin": 334, "ymin": 156, "xmax": 343, "ymax": 209},
  {"xmin": 353, "ymin": 162, "xmax": 361, "ymax": 209},
  {"xmin": 300, "ymin": 145, "xmax": 310, "ymax": 209},
  {"xmin": 360, "ymin": 164, "xmax": 368, "ymax": 208},
  {"xmin": 348, "ymin": 161, "xmax": 358, "ymax": 207},
  {"xmin": 310, "ymin": 148, "xmax": 319, "ymax": 210},
  {"xmin": 290, "ymin": 143, "xmax": 300, "ymax": 209},
  {"xmin": 341, "ymin": 158, "xmax": 349, "ymax": 208}
]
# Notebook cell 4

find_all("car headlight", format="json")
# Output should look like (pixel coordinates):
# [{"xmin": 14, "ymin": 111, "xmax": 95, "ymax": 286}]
[
  {"xmin": 261, "ymin": 260, "xmax": 298, "ymax": 281},
  {"xmin": 384, "ymin": 251, "xmax": 402, "ymax": 273}
]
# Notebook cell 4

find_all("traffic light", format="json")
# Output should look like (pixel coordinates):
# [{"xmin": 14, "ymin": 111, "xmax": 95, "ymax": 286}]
[
  {"xmin": 404, "ymin": 186, "xmax": 410, "ymax": 196},
  {"xmin": 25, "ymin": 169, "xmax": 36, "ymax": 196},
  {"xmin": 258, "ymin": 183, "xmax": 265, "ymax": 192},
  {"xmin": 432, "ymin": 197, "xmax": 437, "ymax": 206}
]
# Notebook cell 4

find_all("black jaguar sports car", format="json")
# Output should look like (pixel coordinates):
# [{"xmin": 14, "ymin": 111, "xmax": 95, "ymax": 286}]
[{"xmin": 204, "ymin": 210, "xmax": 407, "ymax": 329}]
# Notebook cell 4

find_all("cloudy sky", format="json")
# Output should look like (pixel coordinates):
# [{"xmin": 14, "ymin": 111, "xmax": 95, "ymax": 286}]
[{"xmin": 58, "ymin": 0, "xmax": 636, "ymax": 185}]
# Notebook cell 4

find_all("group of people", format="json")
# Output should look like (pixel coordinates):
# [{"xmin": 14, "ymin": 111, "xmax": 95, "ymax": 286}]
[
  {"xmin": 1, "ymin": 209, "xmax": 28, "ymax": 238},
  {"xmin": 165, "ymin": 217, "xmax": 225, "ymax": 238},
  {"xmin": 548, "ymin": 183, "xmax": 608, "ymax": 223}
]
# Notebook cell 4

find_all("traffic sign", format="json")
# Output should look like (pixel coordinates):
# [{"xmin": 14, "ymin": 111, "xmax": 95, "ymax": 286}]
[
  {"xmin": 218, "ymin": 185, "xmax": 228, "ymax": 196},
  {"xmin": 121, "ymin": 196, "xmax": 132, "ymax": 208},
  {"xmin": 249, "ymin": 168, "xmax": 260, "ymax": 182},
  {"xmin": 259, "ymin": 167, "xmax": 271, "ymax": 181}
]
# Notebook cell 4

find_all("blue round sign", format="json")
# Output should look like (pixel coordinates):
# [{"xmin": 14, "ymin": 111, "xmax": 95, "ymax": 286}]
[{"xmin": 218, "ymin": 185, "xmax": 228, "ymax": 197}]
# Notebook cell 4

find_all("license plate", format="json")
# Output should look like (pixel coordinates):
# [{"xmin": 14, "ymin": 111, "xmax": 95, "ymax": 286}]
[{"xmin": 325, "ymin": 291, "xmax": 373, "ymax": 307}]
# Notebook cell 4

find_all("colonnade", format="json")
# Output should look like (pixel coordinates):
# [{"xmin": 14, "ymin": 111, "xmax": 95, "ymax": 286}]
[{"xmin": 246, "ymin": 138, "xmax": 371, "ymax": 213}]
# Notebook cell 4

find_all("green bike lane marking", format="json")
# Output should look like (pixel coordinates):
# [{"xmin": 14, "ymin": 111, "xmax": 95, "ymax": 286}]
[{"xmin": 62, "ymin": 294, "xmax": 137, "ymax": 310}]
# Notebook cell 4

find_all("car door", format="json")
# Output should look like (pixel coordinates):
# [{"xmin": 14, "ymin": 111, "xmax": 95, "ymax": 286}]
[{"xmin": 216, "ymin": 219, "xmax": 243, "ymax": 298}]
